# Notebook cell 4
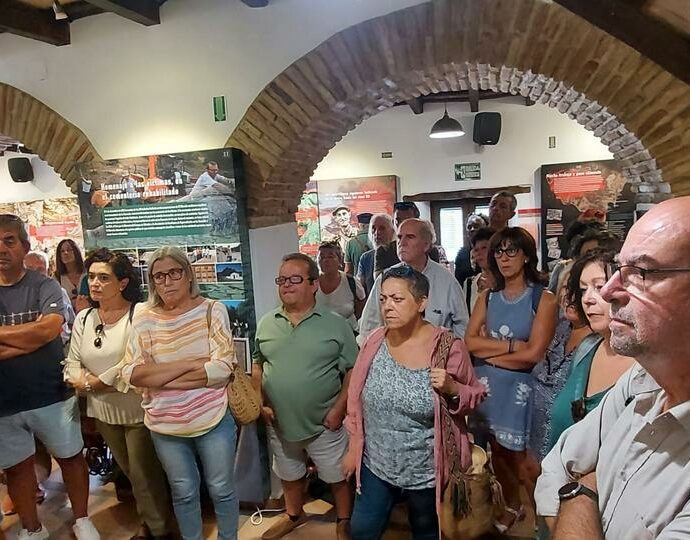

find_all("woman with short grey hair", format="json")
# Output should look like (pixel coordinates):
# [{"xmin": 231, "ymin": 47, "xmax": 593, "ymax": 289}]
[{"xmin": 120, "ymin": 245, "xmax": 239, "ymax": 540}]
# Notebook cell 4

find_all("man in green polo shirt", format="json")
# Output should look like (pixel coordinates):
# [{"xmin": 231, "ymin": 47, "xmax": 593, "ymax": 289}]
[{"xmin": 252, "ymin": 253, "xmax": 357, "ymax": 540}]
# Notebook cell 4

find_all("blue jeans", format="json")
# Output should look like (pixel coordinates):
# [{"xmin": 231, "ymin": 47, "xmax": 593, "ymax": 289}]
[
  {"xmin": 151, "ymin": 412, "xmax": 238, "ymax": 540},
  {"xmin": 351, "ymin": 464, "xmax": 438, "ymax": 540}
]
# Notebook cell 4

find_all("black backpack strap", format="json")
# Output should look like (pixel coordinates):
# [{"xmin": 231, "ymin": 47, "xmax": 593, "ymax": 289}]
[{"xmin": 346, "ymin": 274, "xmax": 357, "ymax": 300}]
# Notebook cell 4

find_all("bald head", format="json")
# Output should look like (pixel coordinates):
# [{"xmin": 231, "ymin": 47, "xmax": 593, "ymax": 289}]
[{"xmin": 601, "ymin": 196, "xmax": 690, "ymax": 366}]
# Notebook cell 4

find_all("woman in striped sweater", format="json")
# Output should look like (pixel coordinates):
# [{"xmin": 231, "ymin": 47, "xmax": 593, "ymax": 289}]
[{"xmin": 120, "ymin": 246, "xmax": 238, "ymax": 540}]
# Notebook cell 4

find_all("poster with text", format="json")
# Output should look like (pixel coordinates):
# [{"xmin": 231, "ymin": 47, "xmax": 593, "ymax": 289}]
[
  {"xmin": 297, "ymin": 175, "xmax": 397, "ymax": 256},
  {"xmin": 540, "ymin": 160, "xmax": 635, "ymax": 271},
  {"xmin": 75, "ymin": 148, "xmax": 254, "ymax": 324},
  {"xmin": 0, "ymin": 197, "xmax": 83, "ymax": 255}
]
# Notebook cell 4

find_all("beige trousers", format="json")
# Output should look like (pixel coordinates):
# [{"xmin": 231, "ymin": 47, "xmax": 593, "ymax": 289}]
[{"xmin": 95, "ymin": 420, "xmax": 173, "ymax": 536}]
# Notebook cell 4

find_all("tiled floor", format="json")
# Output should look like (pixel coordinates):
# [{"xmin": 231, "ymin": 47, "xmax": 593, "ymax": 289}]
[{"xmin": 1, "ymin": 468, "xmax": 535, "ymax": 539}]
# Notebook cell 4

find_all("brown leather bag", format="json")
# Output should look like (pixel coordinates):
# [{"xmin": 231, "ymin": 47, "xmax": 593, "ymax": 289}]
[
  {"xmin": 206, "ymin": 302, "xmax": 260, "ymax": 425},
  {"xmin": 434, "ymin": 332, "xmax": 503, "ymax": 539}
]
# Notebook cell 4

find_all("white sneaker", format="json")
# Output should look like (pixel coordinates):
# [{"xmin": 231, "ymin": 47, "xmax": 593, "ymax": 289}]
[
  {"xmin": 18, "ymin": 525, "xmax": 49, "ymax": 539},
  {"xmin": 73, "ymin": 517, "xmax": 101, "ymax": 540}
]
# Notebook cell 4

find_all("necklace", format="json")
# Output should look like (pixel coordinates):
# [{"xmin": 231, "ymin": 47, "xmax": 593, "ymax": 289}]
[{"xmin": 97, "ymin": 305, "xmax": 130, "ymax": 325}]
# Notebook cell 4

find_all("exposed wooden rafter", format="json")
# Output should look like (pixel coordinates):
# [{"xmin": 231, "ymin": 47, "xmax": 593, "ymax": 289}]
[
  {"xmin": 553, "ymin": 0, "xmax": 690, "ymax": 86},
  {"xmin": 82, "ymin": 0, "xmax": 160, "ymax": 25},
  {"xmin": 468, "ymin": 88, "xmax": 480, "ymax": 112},
  {"xmin": 0, "ymin": 0, "xmax": 70, "ymax": 45},
  {"xmin": 406, "ymin": 97, "xmax": 424, "ymax": 115}
]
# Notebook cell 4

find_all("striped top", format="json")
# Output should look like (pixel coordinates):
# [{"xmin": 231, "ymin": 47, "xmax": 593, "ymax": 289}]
[{"xmin": 120, "ymin": 299, "xmax": 235, "ymax": 437}]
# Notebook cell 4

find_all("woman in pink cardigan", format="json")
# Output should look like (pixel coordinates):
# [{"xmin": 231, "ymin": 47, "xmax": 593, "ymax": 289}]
[{"xmin": 343, "ymin": 265, "xmax": 485, "ymax": 539}]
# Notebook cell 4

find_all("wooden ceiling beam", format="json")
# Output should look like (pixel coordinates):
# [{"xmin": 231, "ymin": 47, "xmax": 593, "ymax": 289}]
[
  {"xmin": 407, "ymin": 97, "xmax": 424, "ymax": 115},
  {"xmin": 468, "ymin": 88, "xmax": 480, "ymax": 112},
  {"xmin": 553, "ymin": 0, "xmax": 690, "ymax": 86},
  {"xmin": 82, "ymin": 0, "xmax": 160, "ymax": 25},
  {"xmin": 0, "ymin": 0, "xmax": 70, "ymax": 45}
]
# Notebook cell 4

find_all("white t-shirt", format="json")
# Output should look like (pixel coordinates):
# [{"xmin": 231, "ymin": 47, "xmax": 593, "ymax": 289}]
[
  {"xmin": 189, "ymin": 171, "xmax": 228, "ymax": 197},
  {"xmin": 316, "ymin": 271, "xmax": 365, "ymax": 331}
]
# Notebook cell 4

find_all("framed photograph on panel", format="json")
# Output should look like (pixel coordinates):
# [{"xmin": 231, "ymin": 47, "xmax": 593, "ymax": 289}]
[{"xmin": 233, "ymin": 337, "xmax": 251, "ymax": 374}]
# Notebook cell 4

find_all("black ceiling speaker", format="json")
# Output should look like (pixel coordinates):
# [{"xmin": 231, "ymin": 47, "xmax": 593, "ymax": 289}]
[
  {"xmin": 473, "ymin": 112, "xmax": 502, "ymax": 145},
  {"xmin": 8, "ymin": 157, "xmax": 34, "ymax": 183}
]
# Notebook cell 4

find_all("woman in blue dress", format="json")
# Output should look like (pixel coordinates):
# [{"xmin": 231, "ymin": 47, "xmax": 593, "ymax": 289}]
[{"xmin": 465, "ymin": 227, "xmax": 558, "ymax": 533}]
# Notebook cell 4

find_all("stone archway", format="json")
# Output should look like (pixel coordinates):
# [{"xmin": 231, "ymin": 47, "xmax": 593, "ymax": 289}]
[
  {"xmin": 228, "ymin": 0, "xmax": 690, "ymax": 228},
  {"xmin": 0, "ymin": 83, "xmax": 101, "ymax": 187}
]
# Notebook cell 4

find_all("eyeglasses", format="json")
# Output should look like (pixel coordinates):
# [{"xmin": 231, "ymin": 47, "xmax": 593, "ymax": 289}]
[
  {"xmin": 152, "ymin": 268, "xmax": 185, "ymax": 284},
  {"xmin": 94, "ymin": 323, "xmax": 104, "ymax": 349},
  {"xmin": 275, "ymin": 275, "xmax": 312, "ymax": 285},
  {"xmin": 493, "ymin": 246, "xmax": 519, "ymax": 258},
  {"xmin": 606, "ymin": 262, "xmax": 690, "ymax": 291},
  {"xmin": 571, "ymin": 397, "xmax": 586, "ymax": 423}
]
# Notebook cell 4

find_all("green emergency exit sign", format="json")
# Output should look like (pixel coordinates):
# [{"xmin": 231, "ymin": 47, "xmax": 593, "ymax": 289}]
[{"xmin": 213, "ymin": 96, "xmax": 227, "ymax": 122}]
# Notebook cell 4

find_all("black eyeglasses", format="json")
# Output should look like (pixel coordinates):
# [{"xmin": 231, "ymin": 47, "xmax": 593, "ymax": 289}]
[
  {"xmin": 275, "ymin": 275, "xmax": 312, "ymax": 285},
  {"xmin": 606, "ymin": 262, "xmax": 690, "ymax": 291},
  {"xmin": 571, "ymin": 397, "xmax": 586, "ymax": 423},
  {"xmin": 493, "ymin": 246, "xmax": 519, "ymax": 258},
  {"xmin": 152, "ymin": 268, "xmax": 185, "ymax": 284},
  {"xmin": 94, "ymin": 323, "xmax": 104, "ymax": 349}
]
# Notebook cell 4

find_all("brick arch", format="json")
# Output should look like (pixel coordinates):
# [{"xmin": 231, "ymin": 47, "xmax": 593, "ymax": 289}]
[
  {"xmin": 227, "ymin": 0, "xmax": 690, "ymax": 228},
  {"xmin": 0, "ymin": 83, "xmax": 101, "ymax": 187}
]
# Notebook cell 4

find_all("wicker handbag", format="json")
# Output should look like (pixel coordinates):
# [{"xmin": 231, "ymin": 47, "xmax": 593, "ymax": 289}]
[
  {"xmin": 206, "ymin": 302, "xmax": 261, "ymax": 425},
  {"xmin": 434, "ymin": 332, "xmax": 503, "ymax": 539}
]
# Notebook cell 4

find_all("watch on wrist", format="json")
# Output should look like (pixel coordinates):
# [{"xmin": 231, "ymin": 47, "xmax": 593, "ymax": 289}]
[{"xmin": 558, "ymin": 481, "xmax": 598, "ymax": 503}]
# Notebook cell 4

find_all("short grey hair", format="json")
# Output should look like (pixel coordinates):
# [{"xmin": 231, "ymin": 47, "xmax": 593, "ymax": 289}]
[
  {"xmin": 400, "ymin": 218, "xmax": 436, "ymax": 245},
  {"xmin": 492, "ymin": 190, "xmax": 518, "ymax": 212},
  {"xmin": 368, "ymin": 213, "xmax": 394, "ymax": 245},
  {"xmin": 0, "ymin": 214, "xmax": 30, "ymax": 248},
  {"xmin": 147, "ymin": 246, "xmax": 200, "ymax": 307},
  {"xmin": 25, "ymin": 251, "xmax": 48, "ymax": 272}
]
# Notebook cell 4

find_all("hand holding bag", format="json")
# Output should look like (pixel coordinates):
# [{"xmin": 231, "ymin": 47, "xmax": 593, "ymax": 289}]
[
  {"xmin": 206, "ymin": 302, "xmax": 261, "ymax": 425},
  {"xmin": 434, "ymin": 332, "xmax": 503, "ymax": 539}
]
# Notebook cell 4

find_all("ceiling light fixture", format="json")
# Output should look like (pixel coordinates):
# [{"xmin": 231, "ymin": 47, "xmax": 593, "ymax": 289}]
[
  {"xmin": 429, "ymin": 104, "xmax": 465, "ymax": 139},
  {"xmin": 53, "ymin": 1, "xmax": 68, "ymax": 20}
]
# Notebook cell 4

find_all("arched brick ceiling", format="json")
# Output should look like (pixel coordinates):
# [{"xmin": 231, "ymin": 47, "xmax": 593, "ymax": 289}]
[
  {"xmin": 228, "ymin": 0, "xmax": 690, "ymax": 228},
  {"xmin": 0, "ymin": 83, "xmax": 101, "ymax": 186}
]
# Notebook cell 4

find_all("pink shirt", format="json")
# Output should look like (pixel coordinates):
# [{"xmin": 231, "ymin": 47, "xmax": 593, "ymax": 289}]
[{"xmin": 344, "ymin": 326, "xmax": 485, "ymax": 513}]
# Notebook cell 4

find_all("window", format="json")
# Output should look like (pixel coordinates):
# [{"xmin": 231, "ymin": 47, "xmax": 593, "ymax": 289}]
[{"xmin": 439, "ymin": 207, "xmax": 465, "ymax": 259}]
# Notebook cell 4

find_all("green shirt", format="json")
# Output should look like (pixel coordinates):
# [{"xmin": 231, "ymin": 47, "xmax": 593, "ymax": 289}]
[
  {"xmin": 253, "ymin": 305, "xmax": 358, "ymax": 441},
  {"xmin": 345, "ymin": 230, "xmax": 371, "ymax": 271}
]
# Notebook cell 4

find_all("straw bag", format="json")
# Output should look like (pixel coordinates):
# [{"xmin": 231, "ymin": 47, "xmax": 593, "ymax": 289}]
[
  {"xmin": 206, "ymin": 302, "xmax": 261, "ymax": 425},
  {"xmin": 434, "ymin": 332, "xmax": 503, "ymax": 539}
]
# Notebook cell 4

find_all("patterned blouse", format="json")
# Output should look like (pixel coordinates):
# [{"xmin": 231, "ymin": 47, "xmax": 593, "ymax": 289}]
[{"xmin": 362, "ymin": 340, "xmax": 435, "ymax": 490}]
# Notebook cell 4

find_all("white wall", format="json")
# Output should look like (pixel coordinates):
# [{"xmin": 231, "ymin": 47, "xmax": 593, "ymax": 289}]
[
  {"xmin": 248, "ymin": 223, "xmax": 299, "ymax": 319},
  {"xmin": 0, "ymin": 0, "xmax": 426, "ymax": 160},
  {"xmin": 312, "ymin": 98, "xmax": 613, "ymax": 210},
  {"xmin": 0, "ymin": 152, "xmax": 73, "ymax": 203}
]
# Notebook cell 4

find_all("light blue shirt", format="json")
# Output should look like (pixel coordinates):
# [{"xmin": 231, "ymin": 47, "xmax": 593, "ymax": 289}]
[{"xmin": 358, "ymin": 258, "xmax": 469, "ymax": 343}]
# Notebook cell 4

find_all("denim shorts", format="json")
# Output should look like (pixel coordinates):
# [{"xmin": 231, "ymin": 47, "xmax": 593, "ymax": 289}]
[{"xmin": 0, "ymin": 396, "xmax": 83, "ymax": 469}]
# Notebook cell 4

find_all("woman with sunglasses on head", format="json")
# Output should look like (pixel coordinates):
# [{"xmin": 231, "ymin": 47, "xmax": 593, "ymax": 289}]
[
  {"xmin": 119, "ymin": 246, "xmax": 238, "ymax": 540},
  {"xmin": 316, "ymin": 241, "xmax": 366, "ymax": 333},
  {"xmin": 64, "ymin": 248, "xmax": 173, "ymax": 540},
  {"xmin": 343, "ymin": 265, "xmax": 485, "ymax": 539},
  {"xmin": 546, "ymin": 250, "xmax": 635, "ymax": 453},
  {"xmin": 465, "ymin": 227, "xmax": 558, "ymax": 533}
]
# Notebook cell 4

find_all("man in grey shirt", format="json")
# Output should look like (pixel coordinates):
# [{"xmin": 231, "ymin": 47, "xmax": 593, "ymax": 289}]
[
  {"xmin": 359, "ymin": 218, "xmax": 468, "ymax": 342},
  {"xmin": 535, "ymin": 196, "xmax": 690, "ymax": 539}
]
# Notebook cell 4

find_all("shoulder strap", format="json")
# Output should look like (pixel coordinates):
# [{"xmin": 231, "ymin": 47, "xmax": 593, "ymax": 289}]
[
  {"xmin": 531, "ymin": 284, "xmax": 545, "ymax": 313},
  {"xmin": 81, "ymin": 307, "xmax": 95, "ymax": 330},
  {"xmin": 346, "ymin": 274, "xmax": 357, "ymax": 300},
  {"xmin": 128, "ymin": 302, "xmax": 136, "ymax": 323}
]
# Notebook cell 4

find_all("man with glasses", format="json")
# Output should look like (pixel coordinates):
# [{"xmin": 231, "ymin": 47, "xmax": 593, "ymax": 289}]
[
  {"xmin": 252, "ymin": 253, "xmax": 358, "ymax": 540},
  {"xmin": 535, "ymin": 197, "xmax": 690, "ymax": 539},
  {"xmin": 0, "ymin": 215, "xmax": 100, "ymax": 540}
]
